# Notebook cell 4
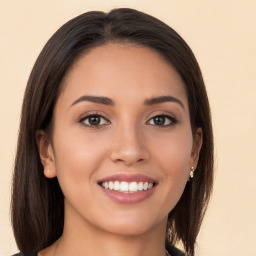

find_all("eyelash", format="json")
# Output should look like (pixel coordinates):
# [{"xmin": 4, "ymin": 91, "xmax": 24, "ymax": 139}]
[
  {"xmin": 78, "ymin": 113, "xmax": 177, "ymax": 128},
  {"xmin": 146, "ymin": 114, "xmax": 177, "ymax": 127},
  {"xmin": 79, "ymin": 114, "xmax": 110, "ymax": 128}
]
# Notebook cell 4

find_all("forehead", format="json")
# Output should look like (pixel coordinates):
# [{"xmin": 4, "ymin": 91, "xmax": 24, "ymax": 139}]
[{"xmin": 58, "ymin": 43, "xmax": 188, "ymax": 108}]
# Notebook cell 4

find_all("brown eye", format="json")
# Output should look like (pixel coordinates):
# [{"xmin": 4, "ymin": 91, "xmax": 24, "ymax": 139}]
[
  {"xmin": 79, "ymin": 114, "xmax": 109, "ymax": 127},
  {"xmin": 153, "ymin": 116, "xmax": 165, "ymax": 125},
  {"xmin": 147, "ymin": 115, "xmax": 177, "ymax": 127},
  {"xmin": 88, "ymin": 116, "xmax": 101, "ymax": 125}
]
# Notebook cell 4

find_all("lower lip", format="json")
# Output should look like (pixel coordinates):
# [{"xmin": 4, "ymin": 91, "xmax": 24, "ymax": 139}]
[{"xmin": 100, "ymin": 186, "xmax": 156, "ymax": 204}]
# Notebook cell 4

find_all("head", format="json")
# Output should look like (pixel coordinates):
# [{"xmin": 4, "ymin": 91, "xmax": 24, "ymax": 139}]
[{"xmin": 11, "ymin": 8, "xmax": 213, "ymax": 256}]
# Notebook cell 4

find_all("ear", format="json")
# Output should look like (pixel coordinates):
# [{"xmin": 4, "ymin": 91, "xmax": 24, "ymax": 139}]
[
  {"xmin": 35, "ymin": 130, "xmax": 57, "ymax": 178},
  {"xmin": 189, "ymin": 127, "xmax": 203, "ymax": 170}
]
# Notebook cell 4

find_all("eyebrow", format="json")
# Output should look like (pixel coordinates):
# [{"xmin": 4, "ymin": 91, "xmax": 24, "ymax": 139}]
[
  {"xmin": 70, "ymin": 95, "xmax": 184, "ymax": 109},
  {"xmin": 71, "ymin": 95, "xmax": 114, "ymax": 107},
  {"xmin": 144, "ymin": 96, "xmax": 185, "ymax": 109}
]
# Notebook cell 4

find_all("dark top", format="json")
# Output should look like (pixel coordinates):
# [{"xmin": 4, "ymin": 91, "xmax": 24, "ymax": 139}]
[{"xmin": 12, "ymin": 245, "xmax": 185, "ymax": 256}]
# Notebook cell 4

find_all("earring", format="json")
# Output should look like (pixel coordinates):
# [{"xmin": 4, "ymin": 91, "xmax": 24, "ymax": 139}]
[{"xmin": 190, "ymin": 166, "xmax": 195, "ymax": 179}]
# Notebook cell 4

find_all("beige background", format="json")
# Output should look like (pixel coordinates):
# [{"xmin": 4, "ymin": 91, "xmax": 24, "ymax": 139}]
[{"xmin": 1, "ymin": 0, "xmax": 256, "ymax": 255}]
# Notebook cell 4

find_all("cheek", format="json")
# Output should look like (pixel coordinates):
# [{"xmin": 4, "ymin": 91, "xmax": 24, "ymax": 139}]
[
  {"xmin": 53, "ymin": 127, "xmax": 108, "ymax": 167},
  {"xmin": 152, "ymin": 128, "xmax": 193, "ymax": 171},
  {"xmin": 51, "ymin": 129, "xmax": 109, "ymax": 193},
  {"xmin": 150, "ymin": 129, "xmax": 193, "ymax": 202}
]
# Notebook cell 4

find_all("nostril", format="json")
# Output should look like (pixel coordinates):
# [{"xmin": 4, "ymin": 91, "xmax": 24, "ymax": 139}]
[{"xmin": 112, "ymin": 157, "xmax": 146, "ymax": 166}]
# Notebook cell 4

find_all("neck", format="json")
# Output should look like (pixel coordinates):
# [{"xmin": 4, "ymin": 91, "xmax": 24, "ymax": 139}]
[
  {"xmin": 58, "ymin": 232, "xmax": 167, "ymax": 256},
  {"xmin": 54, "ymin": 208, "xmax": 168, "ymax": 256}
]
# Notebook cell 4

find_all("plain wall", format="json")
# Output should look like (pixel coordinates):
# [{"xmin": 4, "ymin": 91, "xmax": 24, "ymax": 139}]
[{"xmin": 1, "ymin": 1, "xmax": 256, "ymax": 255}]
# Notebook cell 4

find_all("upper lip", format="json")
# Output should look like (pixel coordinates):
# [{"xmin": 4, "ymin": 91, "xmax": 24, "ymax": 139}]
[{"xmin": 97, "ymin": 174, "xmax": 157, "ymax": 184}]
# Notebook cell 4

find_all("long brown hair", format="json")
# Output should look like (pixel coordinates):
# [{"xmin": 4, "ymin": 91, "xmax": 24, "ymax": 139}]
[{"xmin": 11, "ymin": 8, "xmax": 214, "ymax": 256}]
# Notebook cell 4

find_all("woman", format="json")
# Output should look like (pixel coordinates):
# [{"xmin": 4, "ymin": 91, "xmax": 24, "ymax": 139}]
[{"xmin": 11, "ymin": 8, "xmax": 214, "ymax": 256}]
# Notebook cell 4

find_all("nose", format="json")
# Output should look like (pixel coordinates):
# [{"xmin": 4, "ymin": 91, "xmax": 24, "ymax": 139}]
[{"xmin": 110, "ymin": 124, "xmax": 149, "ymax": 166}]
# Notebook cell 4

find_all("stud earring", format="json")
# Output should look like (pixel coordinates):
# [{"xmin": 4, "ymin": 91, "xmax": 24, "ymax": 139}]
[{"xmin": 190, "ymin": 166, "xmax": 195, "ymax": 179}]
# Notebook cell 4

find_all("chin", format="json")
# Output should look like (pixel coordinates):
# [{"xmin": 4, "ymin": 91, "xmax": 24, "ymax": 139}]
[{"xmin": 95, "ymin": 212, "xmax": 167, "ymax": 237}]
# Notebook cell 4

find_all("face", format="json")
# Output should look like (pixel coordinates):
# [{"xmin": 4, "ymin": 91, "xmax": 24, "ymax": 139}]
[{"xmin": 37, "ymin": 43, "xmax": 202, "ymax": 237}]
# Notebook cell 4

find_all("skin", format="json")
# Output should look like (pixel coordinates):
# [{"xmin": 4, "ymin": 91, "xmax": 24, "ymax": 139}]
[{"xmin": 37, "ymin": 43, "xmax": 202, "ymax": 256}]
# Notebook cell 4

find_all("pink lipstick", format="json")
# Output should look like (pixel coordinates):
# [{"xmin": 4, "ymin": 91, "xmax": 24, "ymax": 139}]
[{"xmin": 98, "ymin": 174, "xmax": 157, "ymax": 204}]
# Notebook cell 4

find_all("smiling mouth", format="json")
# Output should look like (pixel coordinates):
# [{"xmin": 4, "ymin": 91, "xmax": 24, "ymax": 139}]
[{"xmin": 99, "ymin": 181, "xmax": 155, "ymax": 193}]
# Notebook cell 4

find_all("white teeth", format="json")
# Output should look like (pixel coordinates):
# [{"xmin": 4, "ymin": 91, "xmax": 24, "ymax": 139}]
[
  {"xmin": 120, "ymin": 181, "xmax": 129, "ymax": 192},
  {"xmin": 129, "ymin": 182, "xmax": 138, "ymax": 192},
  {"xmin": 109, "ymin": 181, "xmax": 114, "ymax": 190},
  {"xmin": 101, "ymin": 181, "xmax": 154, "ymax": 193},
  {"xmin": 138, "ymin": 181, "xmax": 144, "ymax": 191},
  {"xmin": 143, "ymin": 182, "xmax": 148, "ymax": 190},
  {"xmin": 114, "ymin": 181, "xmax": 120, "ymax": 191}
]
